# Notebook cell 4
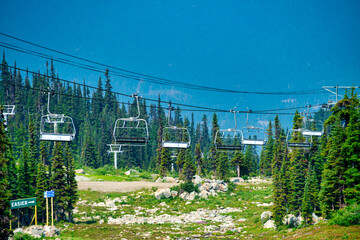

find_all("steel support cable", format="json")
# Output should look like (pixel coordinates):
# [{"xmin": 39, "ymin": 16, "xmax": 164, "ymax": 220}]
[
  {"xmin": 0, "ymin": 33, "xmax": 326, "ymax": 95},
  {"xmin": 0, "ymin": 80, "xmax": 318, "ymax": 116},
  {"xmin": 1, "ymin": 63, "xmax": 227, "ymax": 112}
]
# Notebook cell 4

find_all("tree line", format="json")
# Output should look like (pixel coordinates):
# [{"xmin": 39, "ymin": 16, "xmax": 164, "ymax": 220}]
[{"xmin": 0, "ymin": 52, "xmax": 359, "ymax": 236}]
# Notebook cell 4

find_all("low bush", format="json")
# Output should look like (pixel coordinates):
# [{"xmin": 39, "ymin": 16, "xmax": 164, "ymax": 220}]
[
  {"xmin": 171, "ymin": 181, "xmax": 199, "ymax": 194},
  {"xmin": 330, "ymin": 203, "xmax": 360, "ymax": 227}
]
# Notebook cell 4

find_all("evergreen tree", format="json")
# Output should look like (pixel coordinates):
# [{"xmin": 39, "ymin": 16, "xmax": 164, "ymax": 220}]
[
  {"xmin": 35, "ymin": 161, "xmax": 47, "ymax": 223},
  {"xmin": 194, "ymin": 143, "xmax": 203, "ymax": 175},
  {"xmin": 182, "ymin": 150, "xmax": 196, "ymax": 182},
  {"xmin": 50, "ymin": 142, "xmax": 67, "ymax": 221},
  {"xmin": 159, "ymin": 146, "xmax": 171, "ymax": 177},
  {"xmin": 0, "ymin": 106, "xmax": 11, "ymax": 238},
  {"xmin": 217, "ymin": 152, "xmax": 229, "ymax": 181},
  {"xmin": 231, "ymin": 151, "xmax": 244, "ymax": 177},
  {"xmin": 176, "ymin": 149, "xmax": 186, "ymax": 179},
  {"xmin": 65, "ymin": 144, "xmax": 78, "ymax": 222},
  {"xmin": 17, "ymin": 144, "xmax": 32, "ymax": 198}
]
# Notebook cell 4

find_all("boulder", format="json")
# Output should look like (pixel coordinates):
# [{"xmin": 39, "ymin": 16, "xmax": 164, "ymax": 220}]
[
  {"xmin": 75, "ymin": 169, "xmax": 85, "ymax": 174},
  {"xmin": 261, "ymin": 211, "xmax": 272, "ymax": 223},
  {"xmin": 199, "ymin": 190, "xmax": 209, "ymax": 199},
  {"xmin": 283, "ymin": 214, "xmax": 301, "ymax": 228},
  {"xmin": 264, "ymin": 220, "xmax": 276, "ymax": 229},
  {"xmin": 230, "ymin": 177, "xmax": 244, "ymax": 183},
  {"xmin": 219, "ymin": 183, "xmax": 228, "ymax": 192},
  {"xmin": 171, "ymin": 190, "xmax": 178, "ymax": 197},
  {"xmin": 163, "ymin": 177, "xmax": 176, "ymax": 183},
  {"xmin": 179, "ymin": 192, "xmax": 189, "ymax": 200},
  {"xmin": 192, "ymin": 175, "xmax": 202, "ymax": 185},
  {"xmin": 154, "ymin": 188, "xmax": 171, "ymax": 200},
  {"xmin": 156, "ymin": 178, "xmax": 164, "ymax": 183},
  {"xmin": 312, "ymin": 212, "xmax": 320, "ymax": 223},
  {"xmin": 125, "ymin": 169, "xmax": 138, "ymax": 175}
]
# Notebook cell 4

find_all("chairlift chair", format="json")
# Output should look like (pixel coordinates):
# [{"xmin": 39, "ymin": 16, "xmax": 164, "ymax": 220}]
[
  {"xmin": 112, "ymin": 93, "xmax": 149, "ymax": 146},
  {"xmin": 214, "ymin": 109, "xmax": 244, "ymax": 151},
  {"xmin": 286, "ymin": 129, "xmax": 312, "ymax": 148},
  {"xmin": 40, "ymin": 92, "xmax": 76, "ymax": 142},
  {"xmin": 1, "ymin": 105, "xmax": 15, "ymax": 130},
  {"xmin": 241, "ymin": 110, "xmax": 266, "ymax": 146},
  {"xmin": 161, "ymin": 103, "xmax": 191, "ymax": 149}
]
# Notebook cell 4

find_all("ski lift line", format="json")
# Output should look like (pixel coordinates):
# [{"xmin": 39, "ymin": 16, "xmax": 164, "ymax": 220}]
[
  {"xmin": 0, "ymin": 80, "xmax": 325, "ymax": 116},
  {"xmin": 0, "ymin": 35, "xmax": 326, "ymax": 95},
  {"xmin": 1, "ymin": 63, "xmax": 227, "ymax": 113}
]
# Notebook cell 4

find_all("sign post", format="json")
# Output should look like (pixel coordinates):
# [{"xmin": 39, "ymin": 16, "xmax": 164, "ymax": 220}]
[
  {"xmin": 10, "ymin": 197, "xmax": 37, "ymax": 230},
  {"xmin": 44, "ymin": 191, "xmax": 55, "ymax": 226}
]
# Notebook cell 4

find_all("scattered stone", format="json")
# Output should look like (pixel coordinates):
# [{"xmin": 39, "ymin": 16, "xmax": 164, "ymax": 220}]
[
  {"xmin": 192, "ymin": 175, "xmax": 202, "ymax": 185},
  {"xmin": 312, "ymin": 213, "xmax": 320, "ymax": 223},
  {"xmin": 261, "ymin": 211, "xmax": 272, "ymax": 223},
  {"xmin": 75, "ymin": 169, "xmax": 85, "ymax": 174},
  {"xmin": 283, "ymin": 214, "xmax": 302, "ymax": 228},
  {"xmin": 75, "ymin": 175, "xmax": 90, "ymax": 181},
  {"xmin": 155, "ymin": 188, "xmax": 171, "ymax": 199},
  {"xmin": 264, "ymin": 220, "xmax": 276, "ymax": 229},
  {"xmin": 257, "ymin": 202, "xmax": 274, "ymax": 207},
  {"xmin": 163, "ymin": 177, "xmax": 176, "ymax": 183}
]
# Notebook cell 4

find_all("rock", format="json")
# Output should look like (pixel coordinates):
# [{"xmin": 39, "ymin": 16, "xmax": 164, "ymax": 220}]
[
  {"xmin": 97, "ymin": 202, "xmax": 106, "ymax": 207},
  {"xmin": 261, "ymin": 211, "xmax": 272, "ymax": 223},
  {"xmin": 211, "ymin": 182, "xmax": 220, "ymax": 191},
  {"xmin": 179, "ymin": 192, "xmax": 189, "ymax": 200},
  {"xmin": 219, "ymin": 183, "xmax": 228, "ymax": 192},
  {"xmin": 264, "ymin": 219, "xmax": 276, "ymax": 229},
  {"xmin": 230, "ymin": 177, "xmax": 244, "ymax": 183},
  {"xmin": 154, "ymin": 188, "xmax": 171, "ymax": 200},
  {"xmin": 171, "ymin": 190, "xmax": 178, "ymax": 197},
  {"xmin": 192, "ymin": 175, "xmax": 202, "ymax": 185},
  {"xmin": 187, "ymin": 191, "xmax": 197, "ymax": 201},
  {"xmin": 163, "ymin": 177, "xmax": 176, "ymax": 183},
  {"xmin": 125, "ymin": 169, "xmax": 138, "ymax": 175},
  {"xmin": 283, "ymin": 214, "xmax": 301, "ymax": 228},
  {"xmin": 98, "ymin": 219, "xmax": 104, "ymax": 224},
  {"xmin": 156, "ymin": 178, "xmax": 164, "ymax": 183},
  {"xmin": 75, "ymin": 169, "xmax": 85, "ymax": 174},
  {"xmin": 75, "ymin": 175, "xmax": 90, "ymax": 181},
  {"xmin": 199, "ymin": 190, "xmax": 209, "ymax": 199},
  {"xmin": 312, "ymin": 213, "xmax": 320, "ymax": 223},
  {"xmin": 257, "ymin": 202, "xmax": 274, "ymax": 207},
  {"xmin": 215, "ymin": 180, "xmax": 224, "ymax": 184}
]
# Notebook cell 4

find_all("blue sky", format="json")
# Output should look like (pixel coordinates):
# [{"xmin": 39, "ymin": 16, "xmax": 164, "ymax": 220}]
[{"xmin": 1, "ymin": 0, "xmax": 359, "ymax": 129}]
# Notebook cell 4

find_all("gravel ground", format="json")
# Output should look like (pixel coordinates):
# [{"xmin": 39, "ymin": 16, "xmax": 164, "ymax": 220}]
[{"xmin": 77, "ymin": 180, "xmax": 178, "ymax": 192}]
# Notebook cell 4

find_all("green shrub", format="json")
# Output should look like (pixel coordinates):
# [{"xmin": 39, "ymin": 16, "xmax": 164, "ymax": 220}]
[
  {"xmin": 179, "ymin": 181, "xmax": 199, "ymax": 193},
  {"xmin": 330, "ymin": 204, "xmax": 360, "ymax": 227},
  {"xmin": 227, "ymin": 181, "xmax": 236, "ymax": 192},
  {"xmin": 14, "ymin": 232, "xmax": 38, "ymax": 240}
]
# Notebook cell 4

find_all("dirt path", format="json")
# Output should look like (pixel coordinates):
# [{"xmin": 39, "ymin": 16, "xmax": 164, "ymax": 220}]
[{"xmin": 77, "ymin": 181, "xmax": 178, "ymax": 192}]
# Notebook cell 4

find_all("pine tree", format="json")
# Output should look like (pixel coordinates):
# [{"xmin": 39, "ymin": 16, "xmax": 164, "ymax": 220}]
[
  {"xmin": 194, "ymin": 143, "xmax": 203, "ymax": 175},
  {"xmin": 217, "ymin": 152, "xmax": 229, "ymax": 181},
  {"xmin": 28, "ymin": 117, "xmax": 38, "ymax": 189},
  {"xmin": 231, "ymin": 151, "xmax": 244, "ymax": 177},
  {"xmin": 0, "ymin": 106, "xmax": 11, "ymax": 238},
  {"xmin": 35, "ymin": 161, "xmax": 47, "ymax": 223},
  {"xmin": 18, "ymin": 144, "xmax": 32, "ymax": 198},
  {"xmin": 176, "ymin": 149, "xmax": 186, "ymax": 179},
  {"xmin": 182, "ymin": 150, "xmax": 196, "ymax": 182},
  {"xmin": 159, "ymin": 146, "xmax": 171, "ymax": 177},
  {"xmin": 65, "ymin": 144, "xmax": 78, "ymax": 222},
  {"xmin": 50, "ymin": 142, "xmax": 67, "ymax": 221}
]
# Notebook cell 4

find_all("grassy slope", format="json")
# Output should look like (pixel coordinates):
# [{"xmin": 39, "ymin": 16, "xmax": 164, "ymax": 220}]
[{"xmin": 51, "ymin": 182, "xmax": 360, "ymax": 240}]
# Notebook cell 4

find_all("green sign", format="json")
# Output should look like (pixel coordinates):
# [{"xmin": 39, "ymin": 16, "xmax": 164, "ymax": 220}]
[{"xmin": 10, "ymin": 198, "xmax": 36, "ymax": 209}]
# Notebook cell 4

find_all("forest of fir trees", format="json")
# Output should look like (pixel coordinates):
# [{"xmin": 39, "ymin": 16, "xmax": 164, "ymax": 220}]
[{"xmin": 0, "ymin": 53, "xmax": 359, "ymax": 234}]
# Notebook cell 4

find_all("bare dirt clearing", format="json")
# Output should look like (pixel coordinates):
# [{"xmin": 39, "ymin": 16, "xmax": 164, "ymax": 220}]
[{"xmin": 77, "ymin": 181, "xmax": 178, "ymax": 192}]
